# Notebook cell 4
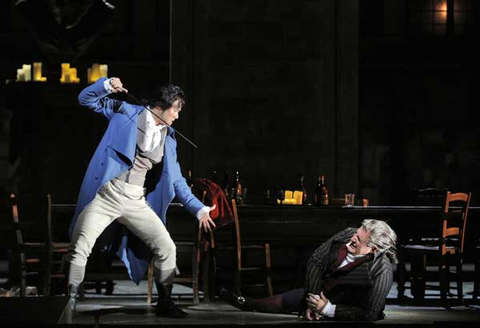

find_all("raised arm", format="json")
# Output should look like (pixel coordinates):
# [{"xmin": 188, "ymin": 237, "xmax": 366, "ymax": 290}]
[{"xmin": 78, "ymin": 77, "xmax": 127, "ymax": 120}]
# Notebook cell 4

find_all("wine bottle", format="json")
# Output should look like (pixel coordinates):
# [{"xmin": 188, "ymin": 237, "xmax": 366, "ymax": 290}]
[
  {"xmin": 187, "ymin": 169, "xmax": 194, "ymax": 189},
  {"xmin": 298, "ymin": 175, "xmax": 308, "ymax": 205},
  {"xmin": 314, "ymin": 175, "xmax": 329, "ymax": 206},
  {"xmin": 222, "ymin": 171, "xmax": 230, "ymax": 197},
  {"xmin": 209, "ymin": 169, "xmax": 219, "ymax": 184},
  {"xmin": 232, "ymin": 171, "xmax": 243, "ymax": 204}
]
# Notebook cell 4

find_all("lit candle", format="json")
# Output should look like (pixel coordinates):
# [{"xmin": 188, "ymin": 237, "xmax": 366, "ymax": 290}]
[
  {"xmin": 22, "ymin": 64, "xmax": 31, "ymax": 81},
  {"xmin": 70, "ymin": 68, "xmax": 78, "ymax": 83},
  {"xmin": 99, "ymin": 64, "xmax": 108, "ymax": 78},
  {"xmin": 17, "ymin": 68, "xmax": 25, "ymax": 82},
  {"xmin": 285, "ymin": 190, "xmax": 293, "ymax": 200},
  {"xmin": 293, "ymin": 191, "xmax": 303, "ymax": 205},
  {"xmin": 90, "ymin": 63, "xmax": 100, "ymax": 83},
  {"xmin": 61, "ymin": 63, "xmax": 70, "ymax": 83},
  {"xmin": 33, "ymin": 62, "xmax": 42, "ymax": 81}
]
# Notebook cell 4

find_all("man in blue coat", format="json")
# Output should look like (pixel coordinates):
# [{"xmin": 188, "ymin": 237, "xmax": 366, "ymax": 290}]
[{"xmin": 67, "ymin": 77, "xmax": 216, "ymax": 318}]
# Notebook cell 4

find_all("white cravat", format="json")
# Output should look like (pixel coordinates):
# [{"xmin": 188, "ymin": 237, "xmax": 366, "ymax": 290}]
[
  {"xmin": 137, "ymin": 109, "xmax": 165, "ymax": 152},
  {"xmin": 104, "ymin": 79, "xmax": 165, "ymax": 152},
  {"xmin": 104, "ymin": 78, "xmax": 210, "ymax": 218}
]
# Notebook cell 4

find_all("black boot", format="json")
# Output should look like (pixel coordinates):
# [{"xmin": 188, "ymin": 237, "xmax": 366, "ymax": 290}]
[
  {"xmin": 220, "ymin": 288, "xmax": 246, "ymax": 309},
  {"xmin": 221, "ymin": 288, "xmax": 286, "ymax": 313},
  {"xmin": 155, "ymin": 283, "xmax": 188, "ymax": 318},
  {"xmin": 67, "ymin": 284, "xmax": 79, "ymax": 313}
]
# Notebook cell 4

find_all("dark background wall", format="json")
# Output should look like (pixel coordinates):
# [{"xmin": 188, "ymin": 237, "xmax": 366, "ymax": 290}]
[
  {"xmin": 173, "ymin": 0, "xmax": 359, "ymax": 205},
  {"xmin": 0, "ymin": 0, "xmax": 479, "ymax": 213},
  {"xmin": 359, "ymin": 0, "xmax": 479, "ymax": 205}
]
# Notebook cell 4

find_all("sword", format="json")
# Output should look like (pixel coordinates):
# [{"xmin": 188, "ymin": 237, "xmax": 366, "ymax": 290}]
[{"xmin": 118, "ymin": 87, "xmax": 198, "ymax": 149}]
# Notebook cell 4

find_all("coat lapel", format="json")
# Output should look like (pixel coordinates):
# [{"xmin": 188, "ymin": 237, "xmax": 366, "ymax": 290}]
[
  {"xmin": 107, "ymin": 109, "xmax": 139, "ymax": 162},
  {"xmin": 332, "ymin": 260, "xmax": 373, "ymax": 288}
]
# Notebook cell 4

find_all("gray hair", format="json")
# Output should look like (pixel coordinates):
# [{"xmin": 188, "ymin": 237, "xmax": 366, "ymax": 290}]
[{"xmin": 362, "ymin": 219, "xmax": 398, "ymax": 263}]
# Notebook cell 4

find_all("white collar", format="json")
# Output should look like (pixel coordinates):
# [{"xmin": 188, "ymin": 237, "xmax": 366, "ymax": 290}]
[
  {"xmin": 145, "ymin": 109, "xmax": 164, "ymax": 132},
  {"xmin": 137, "ymin": 109, "xmax": 166, "ymax": 152},
  {"xmin": 345, "ymin": 242, "xmax": 368, "ymax": 262}
]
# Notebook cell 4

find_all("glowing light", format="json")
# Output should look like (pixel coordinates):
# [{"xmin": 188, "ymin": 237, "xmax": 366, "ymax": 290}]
[
  {"xmin": 87, "ymin": 63, "xmax": 108, "ymax": 83},
  {"xmin": 60, "ymin": 63, "xmax": 80, "ymax": 83}
]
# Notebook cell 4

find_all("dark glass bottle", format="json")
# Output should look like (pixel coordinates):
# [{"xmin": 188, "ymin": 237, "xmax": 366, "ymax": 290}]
[
  {"xmin": 209, "ymin": 169, "xmax": 219, "ymax": 184},
  {"xmin": 221, "ymin": 171, "xmax": 230, "ymax": 197},
  {"xmin": 187, "ymin": 169, "xmax": 194, "ymax": 189},
  {"xmin": 314, "ymin": 175, "xmax": 329, "ymax": 206},
  {"xmin": 232, "ymin": 171, "xmax": 243, "ymax": 204},
  {"xmin": 298, "ymin": 175, "xmax": 308, "ymax": 205}
]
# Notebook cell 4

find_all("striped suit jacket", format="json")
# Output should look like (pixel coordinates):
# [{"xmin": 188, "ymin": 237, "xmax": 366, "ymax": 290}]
[{"xmin": 304, "ymin": 228, "xmax": 393, "ymax": 321}]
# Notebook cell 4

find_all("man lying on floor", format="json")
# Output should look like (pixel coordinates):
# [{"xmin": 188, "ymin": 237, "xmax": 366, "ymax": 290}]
[{"xmin": 222, "ymin": 219, "xmax": 397, "ymax": 321}]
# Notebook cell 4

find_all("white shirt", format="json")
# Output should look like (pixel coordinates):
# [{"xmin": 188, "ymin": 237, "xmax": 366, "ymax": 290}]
[
  {"xmin": 137, "ymin": 109, "xmax": 166, "ymax": 153},
  {"xmin": 104, "ymin": 78, "xmax": 209, "ymax": 220}
]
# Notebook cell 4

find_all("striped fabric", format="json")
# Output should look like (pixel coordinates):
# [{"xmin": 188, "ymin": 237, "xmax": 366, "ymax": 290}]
[{"xmin": 304, "ymin": 228, "xmax": 394, "ymax": 321}]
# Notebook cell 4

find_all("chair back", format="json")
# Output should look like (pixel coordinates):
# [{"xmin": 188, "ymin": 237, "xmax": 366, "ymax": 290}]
[
  {"xmin": 230, "ymin": 198, "xmax": 242, "ymax": 269},
  {"xmin": 10, "ymin": 193, "xmax": 26, "ymax": 247},
  {"xmin": 413, "ymin": 187, "xmax": 448, "ymax": 206},
  {"xmin": 46, "ymin": 194, "xmax": 53, "ymax": 251},
  {"xmin": 441, "ymin": 191, "xmax": 471, "ymax": 255}
]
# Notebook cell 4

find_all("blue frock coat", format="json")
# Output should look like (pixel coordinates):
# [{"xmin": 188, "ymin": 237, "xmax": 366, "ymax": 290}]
[{"xmin": 69, "ymin": 77, "xmax": 203, "ymax": 284}]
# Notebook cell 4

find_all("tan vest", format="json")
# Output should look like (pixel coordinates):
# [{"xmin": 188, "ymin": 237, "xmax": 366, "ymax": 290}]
[{"xmin": 116, "ymin": 125, "xmax": 167, "ymax": 186}]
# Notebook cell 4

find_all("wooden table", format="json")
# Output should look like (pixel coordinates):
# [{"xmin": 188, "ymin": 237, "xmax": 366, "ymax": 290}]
[
  {"xmin": 47, "ymin": 203, "xmax": 480, "ymax": 294},
  {"xmin": 51, "ymin": 203, "xmax": 480, "ymax": 259},
  {"xmin": 165, "ymin": 204, "xmax": 479, "ymax": 257}
]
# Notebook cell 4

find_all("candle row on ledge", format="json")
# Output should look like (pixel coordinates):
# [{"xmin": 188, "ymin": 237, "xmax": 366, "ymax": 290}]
[
  {"xmin": 277, "ymin": 190, "xmax": 304, "ymax": 205},
  {"xmin": 16, "ymin": 63, "xmax": 47, "ymax": 82},
  {"xmin": 15, "ymin": 62, "xmax": 108, "ymax": 84}
]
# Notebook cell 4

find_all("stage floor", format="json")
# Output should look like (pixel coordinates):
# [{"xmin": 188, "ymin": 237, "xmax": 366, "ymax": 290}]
[{"xmin": 68, "ymin": 280, "xmax": 480, "ymax": 327}]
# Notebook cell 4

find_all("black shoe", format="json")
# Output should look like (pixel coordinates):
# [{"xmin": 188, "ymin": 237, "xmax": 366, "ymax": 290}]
[
  {"xmin": 220, "ymin": 288, "xmax": 246, "ymax": 309},
  {"xmin": 155, "ymin": 300, "xmax": 188, "ymax": 318},
  {"xmin": 155, "ymin": 283, "xmax": 188, "ymax": 318}
]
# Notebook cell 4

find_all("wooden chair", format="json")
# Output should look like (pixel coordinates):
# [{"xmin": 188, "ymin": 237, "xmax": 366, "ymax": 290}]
[
  {"xmin": 79, "ymin": 225, "xmax": 118, "ymax": 299},
  {"xmin": 44, "ymin": 194, "xmax": 70, "ymax": 296},
  {"xmin": 146, "ymin": 190, "xmax": 209, "ymax": 305},
  {"xmin": 9, "ymin": 193, "xmax": 69, "ymax": 296},
  {"xmin": 472, "ymin": 242, "xmax": 480, "ymax": 302},
  {"xmin": 207, "ymin": 198, "xmax": 273, "ymax": 299},
  {"xmin": 397, "ymin": 191, "xmax": 471, "ymax": 305},
  {"xmin": 411, "ymin": 187, "xmax": 448, "ymax": 206}
]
